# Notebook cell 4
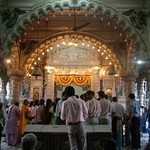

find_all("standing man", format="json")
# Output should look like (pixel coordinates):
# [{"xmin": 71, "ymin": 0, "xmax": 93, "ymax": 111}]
[
  {"xmin": 98, "ymin": 91, "xmax": 111, "ymax": 125},
  {"xmin": 61, "ymin": 86, "xmax": 88, "ymax": 150},
  {"xmin": 112, "ymin": 97, "xmax": 125, "ymax": 150},
  {"xmin": 128, "ymin": 93, "xmax": 141, "ymax": 149},
  {"xmin": 85, "ymin": 90, "xmax": 101, "ymax": 125}
]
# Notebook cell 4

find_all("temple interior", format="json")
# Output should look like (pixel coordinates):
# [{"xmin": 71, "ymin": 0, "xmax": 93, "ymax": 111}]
[
  {"xmin": 0, "ymin": 0, "xmax": 150, "ymax": 149},
  {"xmin": 0, "ymin": 0, "xmax": 149, "ymax": 107}
]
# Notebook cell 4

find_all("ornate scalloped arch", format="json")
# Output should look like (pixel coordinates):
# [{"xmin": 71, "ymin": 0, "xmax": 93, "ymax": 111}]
[
  {"xmin": 2, "ymin": 0, "xmax": 146, "ymax": 75},
  {"xmin": 24, "ymin": 33, "xmax": 122, "ymax": 76}
]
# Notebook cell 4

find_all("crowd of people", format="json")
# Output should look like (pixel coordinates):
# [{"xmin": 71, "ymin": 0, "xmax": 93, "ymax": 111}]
[{"xmin": 0, "ymin": 86, "xmax": 149, "ymax": 150}]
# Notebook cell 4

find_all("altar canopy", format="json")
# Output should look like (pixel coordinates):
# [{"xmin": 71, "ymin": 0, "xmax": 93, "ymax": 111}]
[{"xmin": 55, "ymin": 75, "xmax": 91, "ymax": 98}]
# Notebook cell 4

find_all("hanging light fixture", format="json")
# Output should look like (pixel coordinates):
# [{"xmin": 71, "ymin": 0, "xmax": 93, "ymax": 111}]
[
  {"xmin": 31, "ymin": 65, "xmax": 42, "ymax": 79},
  {"xmin": 108, "ymin": 64, "xmax": 117, "ymax": 75}
]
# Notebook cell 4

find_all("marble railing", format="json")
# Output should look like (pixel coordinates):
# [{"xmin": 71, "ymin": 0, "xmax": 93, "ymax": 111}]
[{"xmin": 24, "ymin": 125, "xmax": 112, "ymax": 150}]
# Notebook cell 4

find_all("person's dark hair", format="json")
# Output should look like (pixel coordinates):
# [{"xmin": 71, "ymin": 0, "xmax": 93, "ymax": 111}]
[
  {"xmin": 62, "ymin": 91, "xmax": 65, "ymax": 97},
  {"xmin": 104, "ymin": 94, "xmax": 108, "ymax": 100},
  {"xmin": 80, "ymin": 94, "xmax": 85, "ymax": 100},
  {"xmin": 128, "ymin": 93, "xmax": 135, "ymax": 99},
  {"xmin": 97, "ymin": 91, "xmax": 105, "ymax": 98},
  {"xmin": 92, "ymin": 91, "xmax": 95, "ymax": 96},
  {"xmin": 75, "ymin": 95, "xmax": 79, "ymax": 98},
  {"xmin": 103, "ymin": 138, "xmax": 117, "ymax": 150},
  {"xmin": 64, "ymin": 86, "xmax": 75, "ymax": 97},
  {"xmin": 112, "ymin": 97, "xmax": 118, "ymax": 102},
  {"xmin": 14, "ymin": 101, "xmax": 19, "ymax": 107},
  {"xmin": 23, "ymin": 99, "xmax": 29, "ymax": 105},
  {"xmin": 39, "ymin": 99, "xmax": 45, "ymax": 105},
  {"xmin": 46, "ymin": 99, "xmax": 52, "ymax": 106},
  {"xmin": 21, "ymin": 133, "xmax": 37, "ymax": 150},
  {"xmin": 29, "ymin": 101, "xmax": 34, "ymax": 107},
  {"xmin": 86, "ymin": 90, "xmax": 94, "ymax": 96},
  {"xmin": 34, "ymin": 100, "xmax": 39, "ymax": 106}
]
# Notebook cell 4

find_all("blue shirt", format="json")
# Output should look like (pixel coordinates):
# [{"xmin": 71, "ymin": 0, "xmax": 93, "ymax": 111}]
[{"xmin": 129, "ymin": 99, "xmax": 140, "ymax": 117}]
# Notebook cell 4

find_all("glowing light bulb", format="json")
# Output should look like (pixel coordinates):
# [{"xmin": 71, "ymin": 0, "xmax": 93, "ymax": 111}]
[{"xmin": 6, "ymin": 59, "xmax": 11, "ymax": 63}]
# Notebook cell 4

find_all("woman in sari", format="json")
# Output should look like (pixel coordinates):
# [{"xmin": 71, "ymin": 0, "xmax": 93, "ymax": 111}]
[
  {"xmin": 20, "ymin": 99, "xmax": 34, "ymax": 135},
  {"xmin": 5, "ymin": 101, "xmax": 20, "ymax": 146}
]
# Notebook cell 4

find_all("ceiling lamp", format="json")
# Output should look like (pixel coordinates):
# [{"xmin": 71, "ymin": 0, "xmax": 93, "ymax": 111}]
[
  {"xmin": 31, "ymin": 65, "xmax": 42, "ymax": 79},
  {"xmin": 108, "ymin": 64, "xmax": 117, "ymax": 75}
]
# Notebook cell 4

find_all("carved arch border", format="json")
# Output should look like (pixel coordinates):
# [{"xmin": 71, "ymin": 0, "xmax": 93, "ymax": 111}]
[
  {"xmin": 2, "ymin": 0, "xmax": 147, "ymax": 76},
  {"xmin": 24, "ymin": 33, "xmax": 122, "ymax": 75}
]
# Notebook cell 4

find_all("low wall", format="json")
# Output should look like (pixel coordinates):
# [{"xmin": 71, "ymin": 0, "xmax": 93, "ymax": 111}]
[{"xmin": 24, "ymin": 125, "xmax": 112, "ymax": 150}]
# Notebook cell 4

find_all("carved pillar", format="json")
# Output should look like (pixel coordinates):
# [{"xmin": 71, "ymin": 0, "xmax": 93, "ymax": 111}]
[
  {"xmin": 0, "ymin": 77, "xmax": 7, "ymax": 103},
  {"xmin": 46, "ymin": 73, "xmax": 55, "ymax": 100},
  {"xmin": 122, "ymin": 75, "xmax": 136, "ymax": 147},
  {"xmin": 91, "ymin": 69, "xmax": 100, "ymax": 94},
  {"xmin": 139, "ymin": 79, "xmax": 146, "ymax": 107},
  {"xmin": 123, "ymin": 37, "xmax": 139, "ymax": 101},
  {"xmin": 122, "ymin": 76, "xmax": 136, "ymax": 102},
  {"xmin": 9, "ymin": 70, "xmax": 25, "ymax": 103},
  {"xmin": 9, "ymin": 75, "xmax": 23, "ymax": 102}
]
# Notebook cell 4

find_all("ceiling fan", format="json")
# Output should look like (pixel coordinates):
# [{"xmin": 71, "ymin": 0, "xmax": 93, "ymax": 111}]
[{"xmin": 72, "ymin": 9, "xmax": 90, "ymax": 31}]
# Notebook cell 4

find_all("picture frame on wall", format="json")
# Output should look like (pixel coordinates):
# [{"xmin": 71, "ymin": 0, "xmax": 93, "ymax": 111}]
[{"xmin": 33, "ymin": 87, "xmax": 40, "ymax": 100}]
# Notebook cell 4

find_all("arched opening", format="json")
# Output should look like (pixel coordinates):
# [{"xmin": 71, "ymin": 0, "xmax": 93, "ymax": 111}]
[{"xmin": 1, "ymin": 0, "xmax": 146, "ymax": 103}]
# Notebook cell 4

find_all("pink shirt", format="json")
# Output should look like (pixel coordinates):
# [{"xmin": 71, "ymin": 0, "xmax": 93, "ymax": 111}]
[{"xmin": 61, "ymin": 96, "xmax": 88, "ymax": 124}]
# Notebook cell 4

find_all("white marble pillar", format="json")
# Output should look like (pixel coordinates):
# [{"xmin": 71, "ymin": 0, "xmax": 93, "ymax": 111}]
[
  {"xmin": 139, "ymin": 79, "xmax": 146, "ymax": 107},
  {"xmin": 0, "ymin": 78, "xmax": 5, "ymax": 103},
  {"xmin": 91, "ymin": 69, "xmax": 100, "ymax": 95},
  {"xmin": 46, "ymin": 73, "xmax": 55, "ymax": 101},
  {"xmin": 0, "ymin": 76, "xmax": 9, "ymax": 104}
]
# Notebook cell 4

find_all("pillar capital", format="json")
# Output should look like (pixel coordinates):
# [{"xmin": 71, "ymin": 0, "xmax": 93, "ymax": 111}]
[
  {"xmin": 9, "ymin": 70, "xmax": 25, "ymax": 102},
  {"xmin": 9, "ymin": 69, "xmax": 25, "ymax": 78},
  {"xmin": 121, "ymin": 75, "xmax": 136, "ymax": 82}
]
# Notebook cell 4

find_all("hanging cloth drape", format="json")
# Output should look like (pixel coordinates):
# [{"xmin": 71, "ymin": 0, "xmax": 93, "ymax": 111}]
[{"xmin": 55, "ymin": 75, "xmax": 91, "ymax": 87}]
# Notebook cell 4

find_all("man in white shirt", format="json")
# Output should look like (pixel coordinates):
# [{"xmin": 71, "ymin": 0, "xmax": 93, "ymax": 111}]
[
  {"xmin": 112, "ymin": 96, "xmax": 125, "ymax": 150},
  {"xmin": 86, "ymin": 90, "xmax": 101, "ymax": 125},
  {"xmin": 98, "ymin": 91, "xmax": 110, "ymax": 125},
  {"xmin": 61, "ymin": 86, "xmax": 88, "ymax": 150}
]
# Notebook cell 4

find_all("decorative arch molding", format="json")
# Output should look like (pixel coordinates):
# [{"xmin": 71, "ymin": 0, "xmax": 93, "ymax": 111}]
[
  {"xmin": 24, "ymin": 33, "xmax": 122, "ymax": 76},
  {"xmin": 2, "ymin": 0, "xmax": 146, "ymax": 65}
]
